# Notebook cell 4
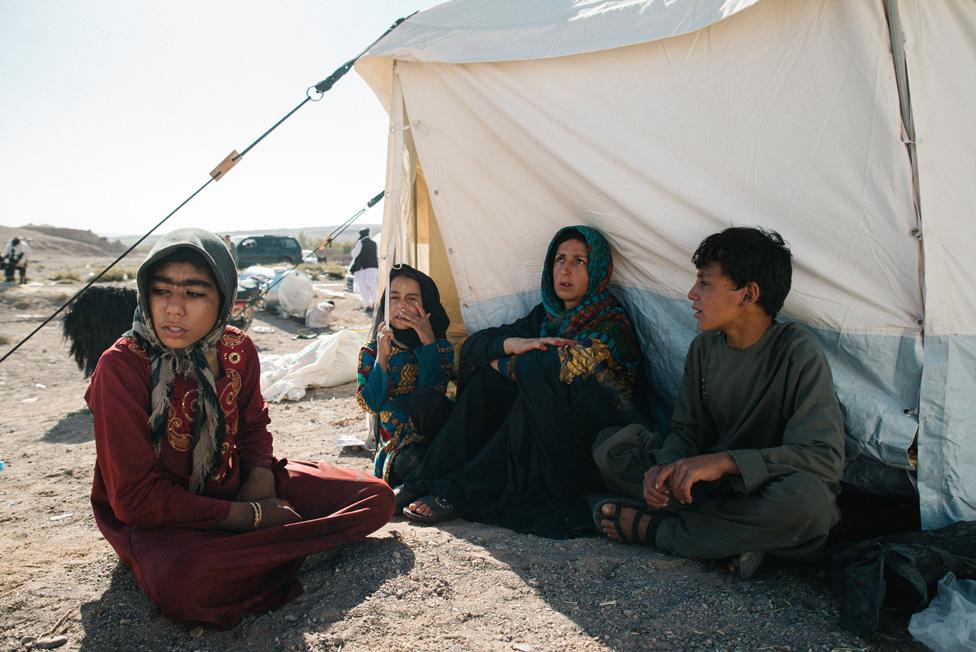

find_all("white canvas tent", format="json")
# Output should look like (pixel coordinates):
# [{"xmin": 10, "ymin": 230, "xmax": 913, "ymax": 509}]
[{"xmin": 356, "ymin": 0, "xmax": 976, "ymax": 530}]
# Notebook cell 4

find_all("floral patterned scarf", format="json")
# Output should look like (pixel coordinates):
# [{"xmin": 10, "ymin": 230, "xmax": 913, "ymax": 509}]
[{"xmin": 539, "ymin": 225, "xmax": 639, "ymax": 375}]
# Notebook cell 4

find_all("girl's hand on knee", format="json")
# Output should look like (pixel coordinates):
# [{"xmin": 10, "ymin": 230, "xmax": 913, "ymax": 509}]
[
  {"xmin": 257, "ymin": 498, "xmax": 302, "ymax": 529},
  {"xmin": 219, "ymin": 498, "xmax": 300, "ymax": 532}
]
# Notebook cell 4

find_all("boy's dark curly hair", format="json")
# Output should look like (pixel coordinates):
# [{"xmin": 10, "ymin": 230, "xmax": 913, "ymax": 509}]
[{"xmin": 692, "ymin": 227, "xmax": 792, "ymax": 318}]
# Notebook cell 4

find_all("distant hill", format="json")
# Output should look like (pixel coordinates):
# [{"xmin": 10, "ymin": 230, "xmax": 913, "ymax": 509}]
[
  {"xmin": 23, "ymin": 225, "xmax": 128, "ymax": 254},
  {"xmin": 1, "ymin": 224, "xmax": 129, "ymax": 257},
  {"xmin": 0, "ymin": 223, "xmax": 380, "ymax": 260}
]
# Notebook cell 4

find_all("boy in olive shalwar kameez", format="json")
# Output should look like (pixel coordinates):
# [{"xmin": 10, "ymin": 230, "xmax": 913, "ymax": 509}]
[{"xmin": 593, "ymin": 227, "xmax": 844, "ymax": 577}]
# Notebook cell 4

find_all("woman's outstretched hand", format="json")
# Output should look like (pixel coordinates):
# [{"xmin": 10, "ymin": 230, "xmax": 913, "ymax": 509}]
[
  {"xmin": 396, "ymin": 301, "xmax": 436, "ymax": 345},
  {"xmin": 503, "ymin": 337, "xmax": 576, "ymax": 356}
]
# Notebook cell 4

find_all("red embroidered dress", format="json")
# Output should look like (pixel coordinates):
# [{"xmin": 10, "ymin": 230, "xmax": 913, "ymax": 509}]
[{"xmin": 87, "ymin": 326, "xmax": 393, "ymax": 627}]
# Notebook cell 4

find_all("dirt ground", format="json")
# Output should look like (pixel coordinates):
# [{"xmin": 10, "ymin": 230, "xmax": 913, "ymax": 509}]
[{"xmin": 0, "ymin": 253, "xmax": 922, "ymax": 652}]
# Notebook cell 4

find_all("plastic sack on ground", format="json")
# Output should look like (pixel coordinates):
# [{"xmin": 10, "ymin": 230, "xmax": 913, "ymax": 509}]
[
  {"xmin": 238, "ymin": 265, "xmax": 277, "ymax": 282},
  {"xmin": 265, "ymin": 270, "xmax": 314, "ymax": 318},
  {"xmin": 908, "ymin": 572, "xmax": 976, "ymax": 652},
  {"xmin": 259, "ymin": 329, "xmax": 366, "ymax": 402},
  {"xmin": 305, "ymin": 300, "xmax": 335, "ymax": 328}
]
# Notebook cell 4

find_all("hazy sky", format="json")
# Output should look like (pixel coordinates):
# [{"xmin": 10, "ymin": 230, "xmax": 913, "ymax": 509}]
[{"xmin": 0, "ymin": 1, "xmax": 440, "ymax": 237}]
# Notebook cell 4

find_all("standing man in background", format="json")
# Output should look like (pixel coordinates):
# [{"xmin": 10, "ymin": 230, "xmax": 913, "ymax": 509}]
[
  {"xmin": 349, "ymin": 227, "xmax": 378, "ymax": 313},
  {"xmin": 4, "ymin": 237, "xmax": 30, "ymax": 284}
]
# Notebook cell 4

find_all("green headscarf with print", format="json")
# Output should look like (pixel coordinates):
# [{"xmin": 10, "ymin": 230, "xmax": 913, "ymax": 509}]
[{"xmin": 539, "ymin": 226, "xmax": 639, "ymax": 375}]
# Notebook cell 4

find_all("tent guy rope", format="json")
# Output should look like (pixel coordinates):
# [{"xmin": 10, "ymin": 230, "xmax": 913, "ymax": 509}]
[{"xmin": 238, "ymin": 189, "xmax": 385, "ymax": 309}]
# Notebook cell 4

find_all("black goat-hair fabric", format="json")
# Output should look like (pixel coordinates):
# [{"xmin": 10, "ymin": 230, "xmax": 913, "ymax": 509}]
[{"xmin": 61, "ymin": 285, "xmax": 138, "ymax": 377}]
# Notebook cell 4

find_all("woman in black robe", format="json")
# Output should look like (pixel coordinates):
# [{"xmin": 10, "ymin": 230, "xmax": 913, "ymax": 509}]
[{"xmin": 400, "ymin": 226, "xmax": 641, "ymax": 538}]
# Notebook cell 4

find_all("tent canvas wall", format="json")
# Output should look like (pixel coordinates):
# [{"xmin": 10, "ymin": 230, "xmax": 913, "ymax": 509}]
[{"xmin": 356, "ymin": 0, "xmax": 976, "ymax": 530}]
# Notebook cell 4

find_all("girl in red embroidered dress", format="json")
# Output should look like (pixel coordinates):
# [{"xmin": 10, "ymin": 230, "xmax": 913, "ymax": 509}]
[{"xmin": 87, "ymin": 228, "xmax": 393, "ymax": 628}]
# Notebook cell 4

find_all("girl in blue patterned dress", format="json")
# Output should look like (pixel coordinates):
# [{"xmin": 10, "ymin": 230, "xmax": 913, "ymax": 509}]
[{"xmin": 356, "ymin": 265, "xmax": 454, "ymax": 486}]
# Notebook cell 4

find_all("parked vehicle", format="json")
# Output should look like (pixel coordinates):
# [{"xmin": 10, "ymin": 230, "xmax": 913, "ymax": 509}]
[{"xmin": 234, "ymin": 235, "xmax": 302, "ymax": 268}]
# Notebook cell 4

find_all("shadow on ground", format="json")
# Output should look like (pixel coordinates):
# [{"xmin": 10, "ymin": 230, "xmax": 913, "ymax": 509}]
[
  {"xmin": 307, "ymin": 382, "xmax": 358, "ymax": 401},
  {"xmin": 428, "ymin": 520, "xmax": 917, "ymax": 651},
  {"xmin": 42, "ymin": 408, "xmax": 94, "ymax": 444},
  {"xmin": 253, "ymin": 310, "xmax": 307, "ymax": 336},
  {"xmin": 78, "ymin": 533, "xmax": 413, "ymax": 651}
]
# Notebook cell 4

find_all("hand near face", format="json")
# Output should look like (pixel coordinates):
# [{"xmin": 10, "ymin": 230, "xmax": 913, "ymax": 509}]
[
  {"xmin": 396, "ymin": 300, "xmax": 436, "ymax": 345},
  {"xmin": 503, "ymin": 337, "xmax": 576, "ymax": 356},
  {"xmin": 388, "ymin": 275, "xmax": 433, "ymax": 344}
]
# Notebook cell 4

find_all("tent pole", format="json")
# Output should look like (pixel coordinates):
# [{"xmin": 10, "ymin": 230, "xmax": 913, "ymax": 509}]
[
  {"xmin": 883, "ymin": 0, "xmax": 926, "ymax": 334},
  {"xmin": 883, "ymin": 0, "xmax": 921, "ymax": 226},
  {"xmin": 883, "ymin": 0, "xmax": 924, "ymax": 497}
]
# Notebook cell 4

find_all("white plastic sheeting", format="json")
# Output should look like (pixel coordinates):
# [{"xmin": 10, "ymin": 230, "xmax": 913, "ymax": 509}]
[
  {"xmin": 265, "ymin": 270, "xmax": 315, "ymax": 318},
  {"xmin": 304, "ymin": 300, "xmax": 336, "ymax": 328},
  {"xmin": 259, "ymin": 329, "xmax": 366, "ymax": 402},
  {"xmin": 358, "ymin": 0, "xmax": 976, "ymax": 528}
]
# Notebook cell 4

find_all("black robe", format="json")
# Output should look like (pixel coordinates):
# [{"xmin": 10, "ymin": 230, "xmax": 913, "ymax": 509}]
[{"xmin": 405, "ymin": 304, "xmax": 635, "ymax": 538}]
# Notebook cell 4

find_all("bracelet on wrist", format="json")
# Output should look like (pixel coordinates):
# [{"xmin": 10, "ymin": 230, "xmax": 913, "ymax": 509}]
[{"xmin": 249, "ymin": 501, "xmax": 262, "ymax": 530}]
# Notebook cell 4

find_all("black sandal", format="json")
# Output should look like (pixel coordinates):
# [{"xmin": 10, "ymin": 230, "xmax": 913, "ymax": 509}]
[
  {"xmin": 592, "ymin": 498, "xmax": 655, "ymax": 545},
  {"xmin": 393, "ymin": 485, "xmax": 424, "ymax": 512},
  {"xmin": 402, "ymin": 495, "xmax": 458, "ymax": 524}
]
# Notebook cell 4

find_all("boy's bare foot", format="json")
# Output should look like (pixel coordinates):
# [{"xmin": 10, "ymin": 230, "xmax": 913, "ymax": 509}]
[{"xmin": 594, "ymin": 500, "xmax": 655, "ymax": 545}]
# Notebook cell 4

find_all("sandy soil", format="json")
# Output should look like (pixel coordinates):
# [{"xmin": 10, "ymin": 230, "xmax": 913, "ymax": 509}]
[{"xmin": 0, "ymin": 254, "xmax": 922, "ymax": 652}]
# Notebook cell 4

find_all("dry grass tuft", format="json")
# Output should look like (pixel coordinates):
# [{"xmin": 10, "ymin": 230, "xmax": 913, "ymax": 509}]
[
  {"xmin": 300, "ymin": 262, "xmax": 347, "ymax": 280},
  {"xmin": 91, "ymin": 267, "xmax": 138, "ymax": 283}
]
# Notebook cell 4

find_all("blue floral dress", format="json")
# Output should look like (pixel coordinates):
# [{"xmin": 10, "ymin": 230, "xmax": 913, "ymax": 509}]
[{"xmin": 357, "ymin": 338, "xmax": 454, "ymax": 481}]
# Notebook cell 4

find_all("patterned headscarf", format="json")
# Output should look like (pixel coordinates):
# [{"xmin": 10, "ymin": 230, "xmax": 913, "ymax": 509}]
[
  {"xmin": 540, "ymin": 225, "xmax": 639, "ymax": 373},
  {"xmin": 129, "ymin": 228, "xmax": 238, "ymax": 493}
]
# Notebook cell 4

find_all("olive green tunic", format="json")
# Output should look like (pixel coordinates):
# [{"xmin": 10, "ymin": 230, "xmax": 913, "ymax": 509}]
[{"xmin": 594, "ymin": 321, "xmax": 845, "ymax": 559}]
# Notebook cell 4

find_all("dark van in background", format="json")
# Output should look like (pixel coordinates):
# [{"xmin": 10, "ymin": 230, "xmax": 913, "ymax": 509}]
[{"xmin": 234, "ymin": 235, "xmax": 302, "ymax": 268}]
